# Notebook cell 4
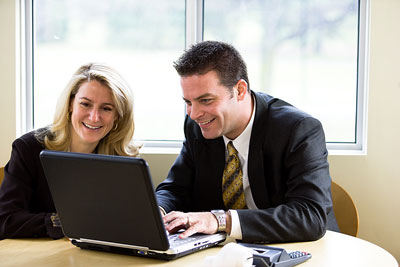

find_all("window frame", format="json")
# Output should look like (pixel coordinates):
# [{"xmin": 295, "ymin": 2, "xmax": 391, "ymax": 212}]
[{"xmin": 19, "ymin": 0, "xmax": 369, "ymax": 154}]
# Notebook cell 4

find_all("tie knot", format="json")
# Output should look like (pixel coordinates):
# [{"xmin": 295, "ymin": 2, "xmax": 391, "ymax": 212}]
[{"xmin": 227, "ymin": 141, "xmax": 238, "ymax": 157}]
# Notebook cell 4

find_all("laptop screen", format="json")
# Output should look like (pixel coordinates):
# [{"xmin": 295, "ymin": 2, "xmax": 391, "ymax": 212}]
[{"xmin": 40, "ymin": 150, "xmax": 169, "ymax": 251}]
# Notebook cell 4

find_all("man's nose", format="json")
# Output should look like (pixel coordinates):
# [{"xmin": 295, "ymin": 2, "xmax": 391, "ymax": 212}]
[{"xmin": 188, "ymin": 103, "xmax": 203, "ymax": 120}]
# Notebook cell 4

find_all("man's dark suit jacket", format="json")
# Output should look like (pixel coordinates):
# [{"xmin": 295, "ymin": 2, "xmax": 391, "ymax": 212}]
[{"xmin": 156, "ymin": 91, "xmax": 339, "ymax": 243}]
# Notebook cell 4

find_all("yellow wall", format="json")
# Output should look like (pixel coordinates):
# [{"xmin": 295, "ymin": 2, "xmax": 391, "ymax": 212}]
[{"xmin": 1, "ymin": 0, "xmax": 399, "ymax": 262}]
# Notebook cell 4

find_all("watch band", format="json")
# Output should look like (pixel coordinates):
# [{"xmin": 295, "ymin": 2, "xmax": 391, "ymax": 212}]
[{"xmin": 211, "ymin": 209, "xmax": 227, "ymax": 232}]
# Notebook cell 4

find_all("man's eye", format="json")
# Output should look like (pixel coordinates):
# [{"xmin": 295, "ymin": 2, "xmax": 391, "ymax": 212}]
[{"xmin": 201, "ymin": 99, "xmax": 211, "ymax": 104}]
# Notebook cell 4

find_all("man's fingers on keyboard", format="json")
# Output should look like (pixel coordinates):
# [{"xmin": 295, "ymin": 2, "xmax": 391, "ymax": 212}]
[{"xmin": 179, "ymin": 227, "xmax": 197, "ymax": 239}]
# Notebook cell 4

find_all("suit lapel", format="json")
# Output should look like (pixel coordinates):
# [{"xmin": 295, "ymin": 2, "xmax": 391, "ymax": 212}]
[{"xmin": 247, "ymin": 92, "xmax": 271, "ymax": 208}]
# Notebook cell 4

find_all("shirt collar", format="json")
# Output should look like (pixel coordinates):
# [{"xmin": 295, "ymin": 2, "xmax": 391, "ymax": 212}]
[{"xmin": 223, "ymin": 94, "xmax": 256, "ymax": 157}]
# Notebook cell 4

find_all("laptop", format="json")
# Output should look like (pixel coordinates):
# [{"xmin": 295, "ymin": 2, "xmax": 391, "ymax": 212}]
[{"xmin": 39, "ymin": 150, "xmax": 226, "ymax": 260}]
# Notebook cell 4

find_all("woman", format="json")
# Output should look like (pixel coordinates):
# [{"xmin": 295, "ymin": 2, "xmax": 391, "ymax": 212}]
[{"xmin": 0, "ymin": 63, "xmax": 139, "ymax": 239}]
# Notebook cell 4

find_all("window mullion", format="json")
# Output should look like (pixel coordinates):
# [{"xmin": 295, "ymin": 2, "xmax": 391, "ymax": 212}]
[
  {"xmin": 185, "ymin": 0, "xmax": 203, "ymax": 48},
  {"xmin": 19, "ymin": 0, "xmax": 34, "ymax": 136}
]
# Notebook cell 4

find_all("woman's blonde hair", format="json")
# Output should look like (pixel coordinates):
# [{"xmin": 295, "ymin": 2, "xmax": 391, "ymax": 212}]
[{"xmin": 38, "ymin": 63, "xmax": 139, "ymax": 156}]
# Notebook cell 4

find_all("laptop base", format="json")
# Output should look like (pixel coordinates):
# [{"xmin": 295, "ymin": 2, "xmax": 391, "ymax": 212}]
[{"xmin": 71, "ymin": 239, "xmax": 221, "ymax": 260}]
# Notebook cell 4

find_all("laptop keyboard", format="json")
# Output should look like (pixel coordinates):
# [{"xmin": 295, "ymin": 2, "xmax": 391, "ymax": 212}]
[{"xmin": 168, "ymin": 234, "xmax": 197, "ymax": 246}]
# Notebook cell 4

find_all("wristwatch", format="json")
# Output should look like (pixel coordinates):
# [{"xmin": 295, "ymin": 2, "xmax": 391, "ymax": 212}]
[
  {"xmin": 211, "ymin": 210, "xmax": 226, "ymax": 232},
  {"xmin": 50, "ymin": 213, "xmax": 62, "ymax": 227}
]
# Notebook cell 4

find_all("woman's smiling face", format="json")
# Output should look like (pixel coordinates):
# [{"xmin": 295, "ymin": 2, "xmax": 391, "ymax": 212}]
[{"xmin": 69, "ymin": 80, "xmax": 117, "ymax": 152}]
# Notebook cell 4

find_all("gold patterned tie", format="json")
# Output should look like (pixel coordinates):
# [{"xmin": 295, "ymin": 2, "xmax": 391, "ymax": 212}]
[{"xmin": 222, "ymin": 141, "xmax": 246, "ymax": 209}]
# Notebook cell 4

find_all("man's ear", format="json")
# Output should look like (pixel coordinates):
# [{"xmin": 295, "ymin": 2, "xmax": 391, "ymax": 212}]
[{"xmin": 235, "ymin": 79, "xmax": 248, "ymax": 101}]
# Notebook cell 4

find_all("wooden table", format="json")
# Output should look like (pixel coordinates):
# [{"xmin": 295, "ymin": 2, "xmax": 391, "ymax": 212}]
[{"xmin": 0, "ymin": 231, "xmax": 397, "ymax": 266}]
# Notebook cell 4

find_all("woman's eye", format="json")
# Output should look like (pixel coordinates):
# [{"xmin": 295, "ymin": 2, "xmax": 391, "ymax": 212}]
[
  {"xmin": 103, "ymin": 106, "xmax": 113, "ymax": 112},
  {"xmin": 80, "ymin": 102, "xmax": 90, "ymax": 107}
]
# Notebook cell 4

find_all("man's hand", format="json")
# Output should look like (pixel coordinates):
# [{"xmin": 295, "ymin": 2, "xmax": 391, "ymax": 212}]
[{"xmin": 163, "ymin": 211, "xmax": 218, "ymax": 239}]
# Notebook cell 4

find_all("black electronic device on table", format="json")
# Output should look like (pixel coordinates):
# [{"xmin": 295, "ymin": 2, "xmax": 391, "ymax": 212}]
[
  {"xmin": 39, "ymin": 150, "xmax": 226, "ymax": 260},
  {"xmin": 239, "ymin": 243, "xmax": 312, "ymax": 267}
]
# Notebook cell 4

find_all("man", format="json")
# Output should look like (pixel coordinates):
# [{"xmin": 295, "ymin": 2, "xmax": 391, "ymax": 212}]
[{"xmin": 156, "ymin": 41, "xmax": 338, "ymax": 243}]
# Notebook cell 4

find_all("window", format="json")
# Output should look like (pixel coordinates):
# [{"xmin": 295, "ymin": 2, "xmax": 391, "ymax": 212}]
[
  {"xmin": 23, "ymin": 0, "xmax": 369, "ymax": 152},
  {"xmin": 203, "ymin": 0, "xmax": 368, "ymax": 151},
  {"xmin": 31, "ymin": 0, "xmax": 186, "ymax": 143}
]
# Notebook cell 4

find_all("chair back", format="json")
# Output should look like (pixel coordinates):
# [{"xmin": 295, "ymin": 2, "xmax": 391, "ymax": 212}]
[
  {"xmin": 0, "ymin": 166, "xmax": 4, "ymax": 186},
  {"xmin": 331, "ymin": 181, "xmax": 359, "ymax": 237}
]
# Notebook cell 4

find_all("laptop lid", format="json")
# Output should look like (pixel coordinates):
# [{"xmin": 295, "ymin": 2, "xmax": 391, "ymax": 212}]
[{"xmin": 40, "ymin": 150, "xmax": 170, "ymax": 251}]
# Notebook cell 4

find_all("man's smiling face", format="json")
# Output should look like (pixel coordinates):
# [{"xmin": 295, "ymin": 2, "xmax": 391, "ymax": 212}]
[{"xmin": 181, "ymin": 70, "xmax": 243, "ymax": 140}]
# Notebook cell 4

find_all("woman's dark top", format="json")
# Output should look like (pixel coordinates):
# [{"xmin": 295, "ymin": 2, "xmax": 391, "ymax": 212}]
[{"xmin": 0, "ymin": 129, "xmax": 63, "ymax": 239}]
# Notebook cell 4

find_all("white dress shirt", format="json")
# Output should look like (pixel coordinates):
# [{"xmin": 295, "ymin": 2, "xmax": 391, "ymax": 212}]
[{"xmin": 222, "ymin": 96, "xmax": 257, "ymax": 240}]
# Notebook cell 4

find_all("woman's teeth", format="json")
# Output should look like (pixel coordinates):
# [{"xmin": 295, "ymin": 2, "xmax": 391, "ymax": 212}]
[{"xmin": 83, "ymin": 123, "xmax": 101, "ymax": 129}]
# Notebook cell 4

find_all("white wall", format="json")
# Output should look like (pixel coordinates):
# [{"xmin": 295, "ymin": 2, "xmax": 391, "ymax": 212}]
[
  {"xmin": 0, "ymin": 0, "xmax": 399, "ymax": 262},
  {"xmin": 0, "ymin": 0, "xmax": 17, "ymax": 164}
]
